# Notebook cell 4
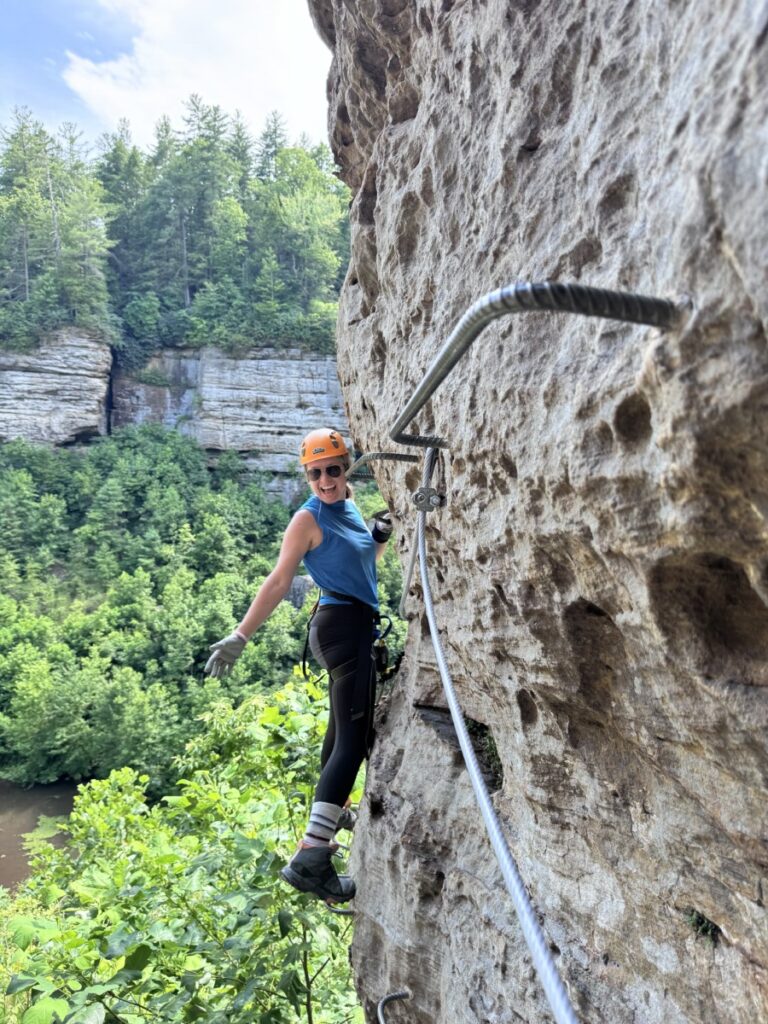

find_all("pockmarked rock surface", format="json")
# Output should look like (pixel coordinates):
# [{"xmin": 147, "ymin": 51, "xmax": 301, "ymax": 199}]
[
  {"xmin": 112, "ymin": 347, "xmax": 348, "ymax": 499},
  {"xmin": 308, "ymin": 1, "xmax": 768, "ymax": 1021},
  {"xmin": 0, "ymin": 331, "xmax": 112, "ymax": 445}
]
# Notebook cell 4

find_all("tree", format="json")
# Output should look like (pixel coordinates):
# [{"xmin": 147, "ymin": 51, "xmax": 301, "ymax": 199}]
[
  {"xmin": 209, "ymin": 195, "xmax": 248, "ymax": 282},
  {"xmin": 0, "ymin": 110, "xmax": 114, "ymax": 344},
  {"xmin": 228, "ymin": 111, "xmax": 254, "ymax": 201},
  {"xmin": 1, "ymin": 101, "xmax": 350, "ymax": 359},
  {"xmin": 255, "ymin": 110, "xmax": 288, "ymax": 182},
  {"xmin": 56, "ymin": 176, "xmax": 112, "ymax": 327},
  {"xmin": 0, "ymin": 110, "xmax": 53, "ymax": 301},
  {"xmin": 97, "ymin": 120, "xmax": 150, "ymax": 298}
]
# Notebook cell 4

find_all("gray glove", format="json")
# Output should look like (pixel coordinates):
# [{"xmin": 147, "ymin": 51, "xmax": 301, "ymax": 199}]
[
  {"xmin": 205, "ymin": 631, "xmax": 247, "ymax": 678},
  {"xmin": 371, "ymin": 509, "xmax": 393, "ymax": 543}
]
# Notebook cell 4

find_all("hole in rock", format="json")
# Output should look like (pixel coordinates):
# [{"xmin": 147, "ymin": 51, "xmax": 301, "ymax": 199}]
[
  {"xmin": 516, "ymin": 689, "xmax": 538, "ymax": 729},
  {"xmin": 684, "ymin": 907, "xmax": 721, "ymax": 945},
  {"xmin": 390, "ymin": 83, "xmax": 420, "ymax": 124},
  {"xmin": 614, "ymin": 392, "xmax": 652, "ymax": 446},
  {"xmin": 415, "ymin": 706, "xmax": 504, "ymax": 792},
  {"xmin": 499, "ymin": 452, "xmax": 518, "ymax": 479},
  {"xmin": 368, "ymin": 795, "xmax": 385, "ymax": 818},
  {"xmin": 61, "ymin": 426, "xmax": 102, "ymax": 446},
  {"xmin": 419, "ymin": 870, "xmax": 445, "ymax": 900},
  {"xmin": 649, "ymin": 553, "xmax": 768, "ymax": 685},
  {"xmin": 358, "ymin": 165, "xmax": 378, "ymax": 226},
  {"xmin": 581, "ymin": 421, "xmax": 614, "ymax": 461},
  {"xmin": 491, "ymin": 583, "xmax": 513, "ymax": 617},
  {"xmin": 563, "ymin": 599, "xmax": 628, "ymax": 717},
  {"xmin": 465, "ymin": 719, "xmax": 504, "ymax": 792}
]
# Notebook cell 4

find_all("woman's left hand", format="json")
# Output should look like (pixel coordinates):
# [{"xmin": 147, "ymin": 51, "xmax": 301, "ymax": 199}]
[
  {"xmin": 371, "ymin": 509, "xmax": 393, "ymax": 543},
  {"xmin": 204, "ymin": 632, "xmax": 247, "ymax": 677}
]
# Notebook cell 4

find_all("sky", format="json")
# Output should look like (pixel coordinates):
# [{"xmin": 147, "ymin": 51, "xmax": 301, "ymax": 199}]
[{"xmin": 0, "ymin": 0, "xmax": 333, "ymax": 151}]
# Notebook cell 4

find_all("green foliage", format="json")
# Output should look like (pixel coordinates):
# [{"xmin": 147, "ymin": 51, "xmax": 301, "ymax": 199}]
[
  {"xmin": 0, "ymin": 432, "xmax": 407, "ymax": 789},
  {"xmin": 0, "ymin": 428, "xmax": 304, "ymax": 788},
  {"xmin": 0, "ymin": 679, "xmax": 364, "ymax": 1023},
  {"xmin": 0, "ymin": 109, "xmax": 115, "ymax": 347},
  {"xmin": 684, "ymin": 908, "xmax": 721, "ymax": 945},
  {"xmin": 1, "ymin": 102, "xmax": 349, "ymax": 357}
]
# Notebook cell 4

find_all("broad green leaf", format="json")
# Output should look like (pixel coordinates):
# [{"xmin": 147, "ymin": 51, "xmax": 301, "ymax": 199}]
[
  {"xmin": 123, "ymin": 943, "xmax": 152, "ymax": 971},
  {"xmin": 231, "ymin": 977, "xmax": 260, "ymax": 1011},
  {"xmin": 9, "ymin": 916, "xmax": 59, "ymax": 949},
  {"xmin": 23, "ymin": 815, "xmax": 67, "ymax": 841},
  {"xmin": 6, "ymin": 975, "xmax": 39, "ymax": 996},
  {"xmin": 180, "ymin": 971, "xmax": 199, "ymax": 993},
  {"xmin": 9, "ymin": 919, "xmax": 36, "ymax": 951},
  {"xmin": 81, "ymin": 983, "xmax": 119, "ymax": 997},
  {"xmin": 69, "ymin": 1006, "xmax": 106, "ymax": 1024},
  {"xmin": 277, "ymin": 908, "xmax": 292, "ymax": 938},
  {"xmin": 103, "ymin": 923, "xmax": 141, "ymax": 958},
  {"xmin": 21, "ymin": 996, "xmax": 70, "ymax": 1024}
]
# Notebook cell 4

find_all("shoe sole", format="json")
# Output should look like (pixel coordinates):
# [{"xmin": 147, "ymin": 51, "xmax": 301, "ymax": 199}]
[{"xmin": 280, "ymin": 865, "xmax": 356, "ymax": 904}]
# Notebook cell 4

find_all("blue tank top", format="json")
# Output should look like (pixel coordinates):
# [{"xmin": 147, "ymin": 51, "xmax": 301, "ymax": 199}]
[{"xmin": 301, "ymin": 495, "xmax": 378, "ymax": 609}]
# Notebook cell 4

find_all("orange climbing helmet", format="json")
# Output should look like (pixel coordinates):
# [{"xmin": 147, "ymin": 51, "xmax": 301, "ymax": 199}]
[{"xmin": 299, "ymin": 428, "xmax": 350, "ymax": 466}]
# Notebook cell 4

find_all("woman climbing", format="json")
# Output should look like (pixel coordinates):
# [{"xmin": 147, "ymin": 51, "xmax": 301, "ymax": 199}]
[{"xmin": 204, "ymin": 428, "xmax": 392, "ymax": 904}]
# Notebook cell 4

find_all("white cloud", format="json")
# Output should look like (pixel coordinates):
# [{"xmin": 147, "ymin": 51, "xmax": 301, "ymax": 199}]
[{"xmin": 62, "ymin": 0, "xmax": 333, "ymax": 147}]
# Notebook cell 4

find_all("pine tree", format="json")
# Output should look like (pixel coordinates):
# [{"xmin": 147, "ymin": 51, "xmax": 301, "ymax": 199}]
[
  {"xmin": 96, "ymin": 120, "xmax": 150, "ymax": 300},
  {"xmin": 255, "ymin": 110, "xmax": 288, "ymax": 182}
]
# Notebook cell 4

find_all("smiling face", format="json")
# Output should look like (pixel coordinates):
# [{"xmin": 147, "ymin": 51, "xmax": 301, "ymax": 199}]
[{"xmin": 306, "ymin": 455, "xmax": 347, "ymax": 504}]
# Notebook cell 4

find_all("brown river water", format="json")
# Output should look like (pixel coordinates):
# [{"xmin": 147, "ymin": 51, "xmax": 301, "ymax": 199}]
[{"xmin": 0, "ymin": 779, "xmax": 78, "ymax": 889}]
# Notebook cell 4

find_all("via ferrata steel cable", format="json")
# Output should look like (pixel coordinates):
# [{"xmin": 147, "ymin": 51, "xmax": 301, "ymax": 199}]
[
  {"xmin": 415, "ymin": 448, "xmax": 580, "ymax": 1024},
  {"xmin": 385, "ymin": 279, "xmax": 684, "ymax": 1018}
]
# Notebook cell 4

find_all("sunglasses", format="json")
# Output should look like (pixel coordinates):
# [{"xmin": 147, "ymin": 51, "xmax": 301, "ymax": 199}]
[{"xmin": 307, "ymin": 464, "xmax": 344, "ymax": 481}]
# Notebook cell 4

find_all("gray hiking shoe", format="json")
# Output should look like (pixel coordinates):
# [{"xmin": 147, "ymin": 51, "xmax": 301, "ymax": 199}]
[
  {"xmin": 280, "ymin": 843, "xmax": 356, "ymax": 904},
  {"xmin": 335, "ymin": 806, "xmax": 357, "ymax": 833}
]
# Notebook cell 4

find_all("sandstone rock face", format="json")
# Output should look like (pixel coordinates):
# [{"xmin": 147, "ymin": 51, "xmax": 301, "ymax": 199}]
[
  {"xmin": 111, "ymin": 347, "xmax": 348, "ymax": 499},
  {"xmin": 0, "ymin": 331, "xmax": 112, "ymax": 445},
  {"xmin": 308, "ymin": 1, "xmax": 768, "ymax": 1021}
]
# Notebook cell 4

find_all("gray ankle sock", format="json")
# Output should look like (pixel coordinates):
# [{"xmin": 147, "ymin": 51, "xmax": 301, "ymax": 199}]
[{"xmin": 303, "ymin": 801, "xmax": 342, "ymax": 847}]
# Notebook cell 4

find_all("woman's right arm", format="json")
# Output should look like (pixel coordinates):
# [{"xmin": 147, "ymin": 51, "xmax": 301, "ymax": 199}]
[
  {"xmin": 236, "ymin": 509, "xmax": 318, "ymax": 639},
  {"xmin": 204, "ymin": 510, "xmax": 319, "ymax": 678}
]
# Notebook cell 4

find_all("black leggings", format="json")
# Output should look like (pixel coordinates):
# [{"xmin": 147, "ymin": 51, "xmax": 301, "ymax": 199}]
[{"xmin": 309, "ymin": 603, "xmax": 376, "ymax": 807}]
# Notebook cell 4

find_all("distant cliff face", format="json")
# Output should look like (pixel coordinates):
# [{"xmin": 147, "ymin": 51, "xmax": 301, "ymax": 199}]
[
  {"xmin": 0, "ymin": 331, "xmax": 112, "ymax": 445},
  {"xmin": 0, "ymin": 338, "xmax": 348, "ymax": 499},
  {"xmin": 112, "ymin": 347, "xmax": 347, "ymax": 500},
  {"xmin": 308, "ymin": 1, "xmax": 767, "ymax": 1022}
]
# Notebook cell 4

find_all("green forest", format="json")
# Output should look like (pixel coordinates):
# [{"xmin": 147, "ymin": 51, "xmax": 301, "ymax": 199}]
[
  {"xmin": 0, "ymin": 429, "xmax": 405, "ymax": 1022},
  {"xmin": 0, "ymin": 102, "xmax": 349, "ymax": 361}
]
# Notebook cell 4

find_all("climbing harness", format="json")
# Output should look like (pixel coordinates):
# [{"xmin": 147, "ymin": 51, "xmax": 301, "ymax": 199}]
[
  {"xmin": 380, "ymin": 279, "xmax": 687, "ymax": 1024},
  {"xmin": 377, "ymin": 989, "xmax": 411, "ymax": 1022},
  {"xmin": 302, "ymin": 591, "xmax": 392, "ymax": 681}
]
